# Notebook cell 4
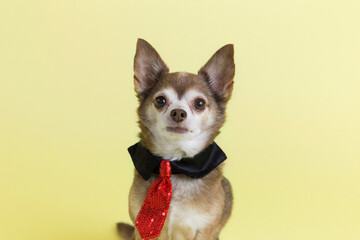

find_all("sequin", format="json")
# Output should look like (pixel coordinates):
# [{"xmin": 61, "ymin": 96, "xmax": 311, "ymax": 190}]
[{"xmin": 135, "ymin": 160, "xmax": 172, "ymax": 240}]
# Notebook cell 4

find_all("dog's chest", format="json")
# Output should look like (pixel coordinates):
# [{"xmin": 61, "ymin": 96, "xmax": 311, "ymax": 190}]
[{"xmin": 158, "ymin": 176, "xmax": 214, "ymax": 239}]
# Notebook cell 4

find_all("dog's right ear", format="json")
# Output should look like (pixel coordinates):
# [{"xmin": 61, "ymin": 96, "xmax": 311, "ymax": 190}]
[{"xmin": 134, "ymin": 39, "xmax": 169, "ymax": 95}]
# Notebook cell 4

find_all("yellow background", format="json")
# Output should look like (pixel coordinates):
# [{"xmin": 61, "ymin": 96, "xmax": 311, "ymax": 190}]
[{"xmin": 1, "ymin": 0, "xmax": 359, "ymax": 239}]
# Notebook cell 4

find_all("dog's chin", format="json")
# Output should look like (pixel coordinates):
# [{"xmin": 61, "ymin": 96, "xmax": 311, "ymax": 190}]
[
  {"xmin": 159, "ymin": 126, "xmax": 194, "ymax": 141},
  {"xmin": 149, "ymin": 126, "xmax": 213, "ymax": 159},
  {"xmin": 166, "ymin": 127, "xmax": 189, "ymax": 134}
]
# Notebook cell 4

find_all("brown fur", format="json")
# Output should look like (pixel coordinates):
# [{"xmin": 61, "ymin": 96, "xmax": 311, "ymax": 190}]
[{"xmin": 117, "ymin": 39, "xmax": 235, "ymax": 240}]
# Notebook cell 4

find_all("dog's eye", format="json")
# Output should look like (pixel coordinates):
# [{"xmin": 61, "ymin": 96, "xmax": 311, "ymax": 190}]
[
  {"xmin": 194, "ymin": 98, "xmax": 206, "ymax": 111},
  {"xmin": 154, "ymin": 96, "xmax": 166, "ymax": 108}
]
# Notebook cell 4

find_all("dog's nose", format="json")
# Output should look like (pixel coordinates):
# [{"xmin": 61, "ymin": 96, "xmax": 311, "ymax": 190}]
[{"xmin": 170, "ymin": 109, "xmax": 187, "ymax": 123}]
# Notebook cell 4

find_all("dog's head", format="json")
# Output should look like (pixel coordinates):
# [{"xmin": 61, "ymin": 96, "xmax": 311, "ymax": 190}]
[{"xmin": 133, "ymin": 39, "xmax": 235, "ymax": 160}]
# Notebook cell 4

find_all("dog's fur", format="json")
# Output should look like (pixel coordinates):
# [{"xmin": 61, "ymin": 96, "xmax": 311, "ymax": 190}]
[{"xmin": 118, "ymin": 39, "xmax": 235, "ymax": 240}]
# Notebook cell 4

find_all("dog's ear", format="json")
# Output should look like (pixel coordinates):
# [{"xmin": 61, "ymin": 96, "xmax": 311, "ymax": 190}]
[
  {"xmin": 134, "ymin": 39, "xmax": 169, "ymax": 95},
  {"xmin": 198, "ymin": 44, "xmax": 235, "ymax": 101}
]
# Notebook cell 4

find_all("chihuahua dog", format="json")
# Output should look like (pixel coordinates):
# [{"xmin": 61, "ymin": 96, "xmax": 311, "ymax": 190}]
[{"xmin": 117, "ymin": 39, "xmax": 235, "ymax": 240}]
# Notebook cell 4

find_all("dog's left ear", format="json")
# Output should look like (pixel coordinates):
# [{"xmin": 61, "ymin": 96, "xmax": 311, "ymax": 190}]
[
  {"xmin": 134, "ymin": 39, "xmax": 169, "ymax": 95},
  {"xmin": 198, "ymin": 44, "xmax": 235, "ymax": 101}
]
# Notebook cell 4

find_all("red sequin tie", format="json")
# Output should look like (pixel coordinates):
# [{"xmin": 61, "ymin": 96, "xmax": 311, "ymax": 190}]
[{"xmin": 135, "ymin": 160, "xmax": 172, "ymax": 240}]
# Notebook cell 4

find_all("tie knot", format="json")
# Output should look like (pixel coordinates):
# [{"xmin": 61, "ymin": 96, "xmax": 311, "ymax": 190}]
[{"xmin": 160, "ymin": 160, "xmax": 171, "ymax": 178}]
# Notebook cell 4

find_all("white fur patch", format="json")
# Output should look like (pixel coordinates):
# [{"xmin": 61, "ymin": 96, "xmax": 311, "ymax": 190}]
[
  {"xmin": 163, "ymin": 176, "xmax": 216, "ymax": 239},
  {"xmin": 168, "ymin": 205, "xmax": 214, "ymax": 236}
]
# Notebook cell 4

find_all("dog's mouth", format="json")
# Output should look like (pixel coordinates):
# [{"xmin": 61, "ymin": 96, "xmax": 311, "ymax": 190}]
[{"xmin": 166, "ymin": 127, "xmax": 189, "ymax": 134}]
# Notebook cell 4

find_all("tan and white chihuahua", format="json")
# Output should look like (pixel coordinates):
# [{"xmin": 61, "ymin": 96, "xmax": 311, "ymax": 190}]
[{"xmin": 118, "ymin": 39, "xmax": 235, "ymax": 240}]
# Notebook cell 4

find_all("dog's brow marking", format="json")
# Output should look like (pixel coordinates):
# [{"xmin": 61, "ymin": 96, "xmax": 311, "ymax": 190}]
[{"xmin": 183, "ymin": 89, "xmax": 207, "ymax": 102}]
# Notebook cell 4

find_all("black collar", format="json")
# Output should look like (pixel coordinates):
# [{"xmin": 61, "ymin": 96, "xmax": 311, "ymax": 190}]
[{"xmin": 128, "ymin": 142, "xmax": 227, "ymax": 181}]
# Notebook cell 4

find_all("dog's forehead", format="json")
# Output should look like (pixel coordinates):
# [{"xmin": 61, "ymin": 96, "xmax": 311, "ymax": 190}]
[{"xmin": 155, "ymin": 72, "xmax": 212, "ymax": 99}]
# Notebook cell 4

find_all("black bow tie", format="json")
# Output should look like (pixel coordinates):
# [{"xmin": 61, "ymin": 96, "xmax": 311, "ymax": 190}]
[{"xmin": 128, "ymin": 142, "xmax": 227, "ymax": 181}]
